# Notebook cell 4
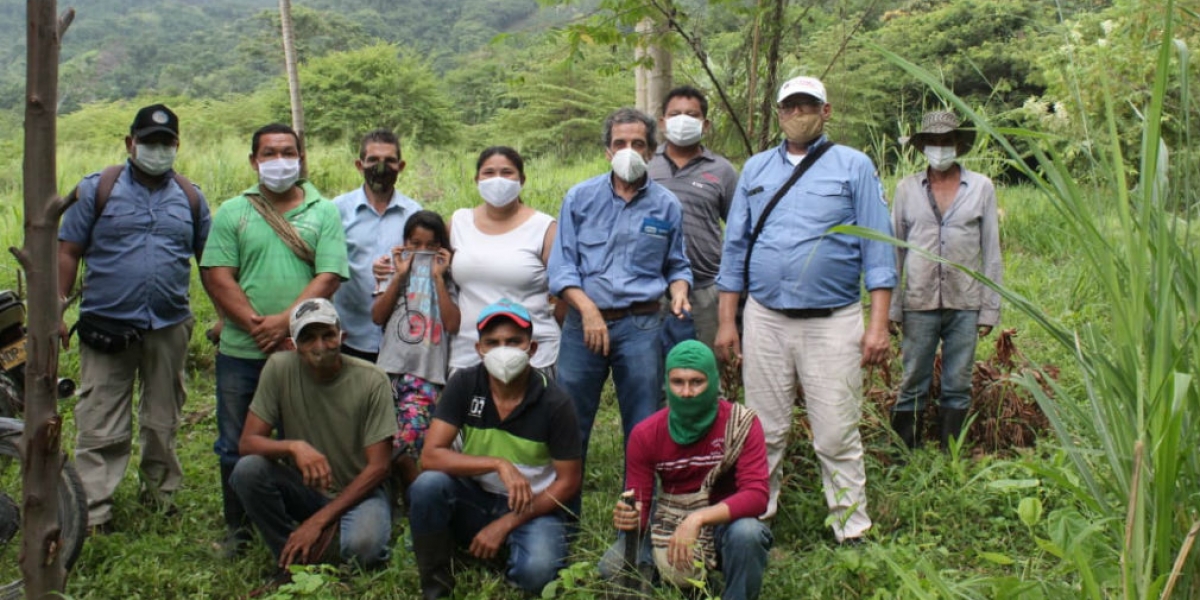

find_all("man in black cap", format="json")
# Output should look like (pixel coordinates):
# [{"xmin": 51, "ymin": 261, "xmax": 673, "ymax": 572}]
[{"xmin": 58, "ymin": 103, "xmax": 210, "ymax": 532}]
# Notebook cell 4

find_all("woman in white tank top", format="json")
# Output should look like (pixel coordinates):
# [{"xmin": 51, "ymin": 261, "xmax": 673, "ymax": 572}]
[{"xmin": 449, "ymin": 147, "xmax": 563, "ymax": 370}]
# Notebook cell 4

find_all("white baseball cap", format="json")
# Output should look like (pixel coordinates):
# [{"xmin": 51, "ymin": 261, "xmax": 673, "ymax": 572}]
[
  {"xmin": 777, "ymin": 76, "xmax": 827, "ymax": 105},
  {"xmin": 289, "ymin": 298, "xmax": 341, "ymax": 341}
]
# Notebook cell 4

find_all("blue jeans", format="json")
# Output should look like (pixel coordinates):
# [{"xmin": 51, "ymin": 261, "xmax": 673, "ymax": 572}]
[
  {"xmin": 896, "ymin": 309, "xmax": 979, "ymax": 412},
  {"xmin": 556, "ymin": 308, "xmax": 663, "ymax": 463},
  {"xmin": 229, "ymin": 455, "xmax": 392, "ymax": 568},
  {"xmin": 598, "ymin": 518, "xmax": 774, "ymax": 600},
  {"xmin": 214, "ymin": 353, "xmax": 268, "ymax": 467},
  {"xmin": 407, "ymin": 471, "xmax": 568, "ymax": 594}
]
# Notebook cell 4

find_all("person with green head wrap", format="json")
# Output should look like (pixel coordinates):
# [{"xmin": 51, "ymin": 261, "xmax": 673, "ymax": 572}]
[{"xmin": 600, "ymin": 340, "xmax": 774, "ymax": 600}]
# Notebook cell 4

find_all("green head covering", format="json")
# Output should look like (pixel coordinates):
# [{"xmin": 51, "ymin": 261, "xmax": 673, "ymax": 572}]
[{"xmin": 665, "ymin": 340, "xmax": 720, "ymax": 445}]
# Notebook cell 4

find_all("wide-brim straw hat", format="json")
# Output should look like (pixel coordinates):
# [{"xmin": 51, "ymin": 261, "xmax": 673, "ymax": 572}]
[{"xmin": 899, "ymin": 111, "xmax": 976, "ymax": 154}]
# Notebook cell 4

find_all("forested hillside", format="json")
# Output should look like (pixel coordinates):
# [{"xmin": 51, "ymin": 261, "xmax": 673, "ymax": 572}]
[
  {"xmin": 0, "ymin": 0, "xmax": 545, "ymax": 112},
  {"xmin": 0, "ymin": 0, "xmax": 1194, "ymax": 168}
]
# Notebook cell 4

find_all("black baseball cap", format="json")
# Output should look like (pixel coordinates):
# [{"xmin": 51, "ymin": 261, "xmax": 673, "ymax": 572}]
[{"xmin": 130, "ymin": 104, "xmax": 179, "ymax": 140}]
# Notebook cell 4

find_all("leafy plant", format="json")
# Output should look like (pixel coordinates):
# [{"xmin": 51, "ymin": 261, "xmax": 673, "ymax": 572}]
[{"xmin": 855, "ymin": 0, "xmax": 1200, "ymax": 596}]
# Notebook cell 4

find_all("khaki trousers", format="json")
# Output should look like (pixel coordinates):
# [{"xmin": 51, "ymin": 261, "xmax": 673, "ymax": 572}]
[
  {"xmin": 74, "ymin": 318, "xmax": 193, "ymax": 526},
  {"xmin": 742, "ymin": 297, "xmax": 871, "ymax": 541}
]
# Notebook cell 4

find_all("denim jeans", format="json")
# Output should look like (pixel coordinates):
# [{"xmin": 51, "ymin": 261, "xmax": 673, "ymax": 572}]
[
  {"xmin": 214, "ymin": 353, "xmax": 268, "ymax": 467},
  {"xmin": 598, "ymin": 518, "xmax": 773, "ymax": 600},
  {"xmin": 896, "ymin": 309, "xmax": 980, "ymax": 412},
  {"xmin": 229, "ymin": 455, "xmax": 391, "ymax": 568},
  {"xmin": 556, "ymin": 308, "xmax": 663, "ymax": 463},
  {"xmin": 407, "ymin": 471, "xmax": 568, "ymax": 594}
]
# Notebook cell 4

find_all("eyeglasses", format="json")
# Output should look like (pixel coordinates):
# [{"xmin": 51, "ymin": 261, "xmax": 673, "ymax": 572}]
[{"xmin": 777, "ymin": 100, "xmax": 823, "ymax": 115}]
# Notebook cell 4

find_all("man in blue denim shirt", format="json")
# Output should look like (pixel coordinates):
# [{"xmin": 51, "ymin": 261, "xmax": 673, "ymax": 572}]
[
  {"xmin": 548, "ymin": 107, "xmax": 693, "ymax": 474},
  {"xmin": 58, "ymin": 104, "xmax": 211, "ymax": 531},
  {"xmin": 716, "ymin": 77, "xmax": 896, "ymax": 543}
]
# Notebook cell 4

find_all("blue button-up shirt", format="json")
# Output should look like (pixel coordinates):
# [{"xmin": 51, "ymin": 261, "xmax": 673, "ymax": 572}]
[
  {"xmin": 332, "ymin": 186, "xmax": 422, "ymax": 353},
  {"xmin": 549, "ymin": 173, "xmax": 692, "ymax": 309},
  {"xmin": 59, "ymin": 162, "xmax": 210, "ymax": 329},
  {"xmin": 717, "ymin": 138, "xmax": 896, "ymax": 309}
]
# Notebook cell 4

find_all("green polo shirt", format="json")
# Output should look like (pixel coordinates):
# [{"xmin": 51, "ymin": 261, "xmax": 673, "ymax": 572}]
[{"xmin": 201, "ymin": 181, "xmax": 349, "ymax": 359}]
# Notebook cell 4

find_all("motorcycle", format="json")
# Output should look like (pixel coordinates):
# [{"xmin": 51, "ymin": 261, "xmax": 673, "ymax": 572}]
[
  {"xmin": 0, "ymin": 290, "xmax": 74, "ymax": 416},
  {"xmin": 0, "ymin": 289, "xmax": 87, "ymax": 597},
  {"xmin": 0, "ymin": 417, "xmax": 87, "ymax": 598}
]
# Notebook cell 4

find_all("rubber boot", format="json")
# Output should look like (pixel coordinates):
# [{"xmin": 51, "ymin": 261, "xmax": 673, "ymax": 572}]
[
  {"xmin": 939, "ymin": 408, "xmax": 969, "ymax": 451},
  {"xmin": 890, "ymin": 410, "xmax": 919, "ymax": 449},
  {"xmin": 413, "ymin": 532, "xmax": 455, "ymax": 599},
  {"xmin": 220, "ymin": 462, "xmax": 252, "ymax": 559}
]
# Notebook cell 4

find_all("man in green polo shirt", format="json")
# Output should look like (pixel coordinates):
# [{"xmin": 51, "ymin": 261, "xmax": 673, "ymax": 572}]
[
  {"xmin": 200, "ymin": 122, "xmax": 349, "ymax": 556},
  {"xmin": 408, "ymin": 299, "xmax": 582, "ymax": 599}
]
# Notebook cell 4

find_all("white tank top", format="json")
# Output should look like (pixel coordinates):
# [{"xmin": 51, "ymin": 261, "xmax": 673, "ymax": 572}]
[{"xmin": 449, "ymin": 207, "xmax": 561, "ymax": 369}]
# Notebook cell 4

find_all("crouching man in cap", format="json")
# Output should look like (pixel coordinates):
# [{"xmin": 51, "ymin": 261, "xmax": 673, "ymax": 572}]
[
  {"xmin": 409, "ymin": 299, "xmax": 582, "ymax": 599},
  {"xmin": 603, "ymin": 340, "xmax": 772, "ymax": 600},
  {"xmin": 889, "ymin": 111, "xmax": 1002, "ymax": 449},
  {"xmin": 230, "ymin": 298, "xmax": 396, "ymax": 572}
]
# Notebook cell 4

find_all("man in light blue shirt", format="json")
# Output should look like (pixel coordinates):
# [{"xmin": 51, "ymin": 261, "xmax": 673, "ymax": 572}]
[
  {"xmin": 332, "ymin": 129, "xmax": 422, "ymax": 362},
  {"xmin": 58, "ymin": 104, "xmax": 211, "ymax": 531},
  {"xmin": 716, "ymin": 77, "xmax": 896, "ymax": 543},
  {"xmin": 548, "ymin": 107, "xmax": 692, "ymax": 476}
]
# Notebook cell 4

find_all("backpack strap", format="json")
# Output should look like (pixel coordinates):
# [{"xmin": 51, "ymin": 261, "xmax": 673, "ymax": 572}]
[
  {"xmin": 62, "ymin": 164, "xmax": 125, "ymax": 248},
  {"xmin": 170, "ymin": 172, "xmax": 204, "ymax": 260}
]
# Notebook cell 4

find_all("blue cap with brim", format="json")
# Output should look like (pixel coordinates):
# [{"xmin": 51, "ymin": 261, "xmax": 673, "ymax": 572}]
[{"xmin": 476, "ymin": 298, "xmax": 533, "ymax": 332}]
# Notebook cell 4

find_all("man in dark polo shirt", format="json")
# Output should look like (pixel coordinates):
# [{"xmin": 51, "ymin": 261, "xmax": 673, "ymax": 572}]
[
  {"xmin": 408, "ymin": 299, "xmax": 582, "ymax": 599},
  {"xmin": 648, "ymin": 86, "xmax": 739, "ymax": 349}
]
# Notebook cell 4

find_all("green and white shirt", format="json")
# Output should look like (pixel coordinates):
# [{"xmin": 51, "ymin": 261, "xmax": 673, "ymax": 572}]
[{"xmin": 433, "ymin": 365, "xmax": 581, "ymax": 495}]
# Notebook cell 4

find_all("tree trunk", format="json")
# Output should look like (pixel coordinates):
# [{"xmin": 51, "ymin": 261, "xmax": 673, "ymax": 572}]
[
  {"xmin": 756, "ymin": 0, "xmax": 785, "ymax": 152},
  {"xmin": 634, "ymin": 16, "xmax": 672, "ymax": 123},
  {"xmin": 20, "ymin": 0, "xmax": 73, "ymax": 596},
  {"xmin": 747, "ymin": 0, "xmax": 762, "ymax": 143},
  {"xmin": 279, "ymin": 0, "xmax": 306, "ymax": 174}
]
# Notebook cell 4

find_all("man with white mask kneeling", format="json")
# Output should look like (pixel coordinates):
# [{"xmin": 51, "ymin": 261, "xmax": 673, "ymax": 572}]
[{"xmin": 408, "ymin": 299, "xmax": 583, "ymax": 599}]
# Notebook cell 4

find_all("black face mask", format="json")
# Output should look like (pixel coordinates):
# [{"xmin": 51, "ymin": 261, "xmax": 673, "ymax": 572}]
[{"xmin": 364, "ymin": 162, "xmax": 400, "ymax": 193}]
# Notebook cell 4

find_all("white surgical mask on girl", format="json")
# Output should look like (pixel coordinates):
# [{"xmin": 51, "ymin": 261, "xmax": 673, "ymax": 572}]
[
  {"xmin": 133, "ymin": 144, "xmax": 177, "ymax": 176},
  {"xmin": 924, "ymin": 146, "xmax": 957, "ymax": 172},
  {"xmin": 477, "ymin": 176, "xmax": 523, "ymax": 208},
  {"xmin": 482, "ymin": 346, "xmax": 530, "ymax": 384},
  {"xmin": 258, "ymin": 158, "xmax": 302, "ymax": 193},
  {"xmin": 664, "ymin": 115, "xmax": 704, "ymax": 147},
  {"xmin": 610, "ymin": 148, "xmax": 647, "ymax": 183}
]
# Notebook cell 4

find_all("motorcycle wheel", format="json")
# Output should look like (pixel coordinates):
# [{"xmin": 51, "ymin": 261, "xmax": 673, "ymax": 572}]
[
  {"xmin": 0, "ymin": 374, "xmax": 19, "ymax": 419},
  {"xmin": 0, "ymin": 433, "xmax": 88, "ymax": 598}
]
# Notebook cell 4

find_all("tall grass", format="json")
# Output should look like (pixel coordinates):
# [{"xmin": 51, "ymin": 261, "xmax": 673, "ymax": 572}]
[{"xmin": 867, "ymin": 1, "xmax": 1200, "ymax": 596}]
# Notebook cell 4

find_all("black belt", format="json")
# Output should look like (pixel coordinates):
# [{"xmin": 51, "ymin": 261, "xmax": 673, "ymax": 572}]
[
  {"xmin": 598, "ymin": 300, "xmax": 661, "ymax": 321},
  {"xmin": 769, "ymin": 306, "xmax": 843, "ymax": 319}
]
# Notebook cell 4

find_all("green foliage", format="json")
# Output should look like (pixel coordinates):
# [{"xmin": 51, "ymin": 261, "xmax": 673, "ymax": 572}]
[
  {"xmin": 472, "ymin": 41, "xmax": 633, "ymax": 157},
  {"xmin": 275, "ymin": 44, "xmax": 460, "ymax": 148},
  {"xmin": 1017, "ymin": 1, "xmax": 1200, "ymax": 184},
  {"xmin": 813, "ymin": 0, "xmax": 1054, "ymax": 152},
  {"xmin": 865, "ymin": 1, "xmax": 1200, "ymax": 596}
]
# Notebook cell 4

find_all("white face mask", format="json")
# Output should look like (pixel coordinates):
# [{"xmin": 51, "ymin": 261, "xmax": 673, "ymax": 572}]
[
  {"xmin": 924, "ymin": 145, "xmax": 957, "ymax": 172},
  {"xmin": 258, "ymin": 158, "xmax": 302, "ymax": 193},
  {"xmin": 482, "ymin": 346, "xmax": 530, "ymax": 384},
  {"xmin": 477, "ymin": 176, "xmax": 523, "ymax": 208},
  {"xmin": 133, "ymin": 144, "xmax": 177, "ymax": 176},
  {"xmin": 664, "ymin": 115, "xmax": 704, "ymax": 147},
  {"xmin": 610, "ymin": 148, "xmax": 647, "ymax": 183}
]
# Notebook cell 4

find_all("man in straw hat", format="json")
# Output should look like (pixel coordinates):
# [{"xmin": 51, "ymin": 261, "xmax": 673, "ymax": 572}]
[{"xmin": 889, "ymin": 111, "xmax": 1003, "ymax": 449}]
